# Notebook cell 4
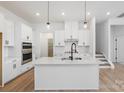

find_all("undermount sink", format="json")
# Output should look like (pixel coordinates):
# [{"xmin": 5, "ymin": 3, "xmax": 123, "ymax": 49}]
[{"xmin": 61, "ymin": 57, "xmax": 82, "ymax": 61}]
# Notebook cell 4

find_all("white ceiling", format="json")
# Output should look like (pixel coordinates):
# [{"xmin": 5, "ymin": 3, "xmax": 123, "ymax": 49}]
[{"xmin": 0, "ymin": 1, "xmax": 124, "ymax": 24}]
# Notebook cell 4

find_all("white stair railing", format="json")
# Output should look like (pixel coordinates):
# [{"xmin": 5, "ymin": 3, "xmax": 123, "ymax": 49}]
[{"xmin": 107, "ymin": 59, "xmax": 115, "ymax": 69}]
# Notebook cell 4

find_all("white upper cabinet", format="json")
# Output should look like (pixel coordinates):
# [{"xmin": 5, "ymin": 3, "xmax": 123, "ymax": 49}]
[
  {"xmin": 54, "ymin": 30, "xmax": 65, "ymax": 46},
  {"xmin": 21, "ymin": 23, "xmax": 32, "ymax": 43},
  {"xmin": 65, "ymin": 21, "xmax": 78, "ymax": 39},
  {"xmin": 72, "ymin": 22, "xmax": 78, "ymax": 39},
  {"xmin": 4, "ymin": 19, "xmax": 14, "ymax": 46},
  {"xmin": 78, "ymin": 29, "xmax": 90, "ymax": 46}
]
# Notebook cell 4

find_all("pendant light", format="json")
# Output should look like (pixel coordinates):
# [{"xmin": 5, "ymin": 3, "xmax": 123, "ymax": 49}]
[
  {"xmin": 46, "ymin": 1, "xmax": 50, "ymax": 29},
  {"xmin": 84, "ymin": 0, "xmax": 88, "ymax": 29}
]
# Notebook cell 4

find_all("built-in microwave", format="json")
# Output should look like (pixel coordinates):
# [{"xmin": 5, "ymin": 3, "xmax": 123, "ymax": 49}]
[{"xmin": 22, "ymin": 42, "xmax": 32, "ymax": 65}]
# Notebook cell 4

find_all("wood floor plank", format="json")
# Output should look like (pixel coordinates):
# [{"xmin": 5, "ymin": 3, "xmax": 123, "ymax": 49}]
[{"xmin": 0, "ymin": 63, "xmax": 124, "ymax": 92}]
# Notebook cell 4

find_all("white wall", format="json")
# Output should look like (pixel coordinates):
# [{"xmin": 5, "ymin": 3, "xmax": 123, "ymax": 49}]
[
  {"xmin": 109, "ymin": 18, "xmax": 124, "ymax": 25},
  {"xmin": 96, "ymin": 23, "xmax": 101, "ymax": 52},
  {"xmin": 111, "ymin": 25, "xmax": 124, "ymax": 36},
  {"xmin": 96, "ymin": 20, "xmax": 110, "ymax": 60},
  {"xmin": 32, "ymin": 22, "xmax": 64, "ymax": 32},
  {"xmin": 32, "ymin": 22, "xmax": 64, "ymax": 58}
]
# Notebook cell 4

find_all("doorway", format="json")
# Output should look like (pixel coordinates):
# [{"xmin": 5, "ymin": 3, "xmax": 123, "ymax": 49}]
[
  {"xmin": 48, "ymin": 39, "xmax": 53, "ymax": 57},
  {"xmin": 40, "ymin": 33, "xmax": 53, "ymax": 57}
]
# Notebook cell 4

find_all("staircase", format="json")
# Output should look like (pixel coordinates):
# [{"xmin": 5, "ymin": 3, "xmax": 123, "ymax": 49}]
[{"xmin": 96, "ymin": 52, "xmax": 114, "ymax": 69}]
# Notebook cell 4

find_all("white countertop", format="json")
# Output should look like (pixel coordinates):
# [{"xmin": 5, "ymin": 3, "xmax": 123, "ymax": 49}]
[
  {"xmin": 4, "ymin": 57, "xmax": 21, "ymax": 63},
  {"xmin": 34, "ymin": 56, "xmax": 98, "ymax": 65},
  {"xmin": 4, "ymin": 57, "xmax": 17, "ymax": 60}
]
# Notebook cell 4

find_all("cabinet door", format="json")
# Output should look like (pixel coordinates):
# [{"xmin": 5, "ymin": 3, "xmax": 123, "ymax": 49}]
[
  {"xmin": 85, "ymin": 30, "xmax": 90, "ymax": 46},
  {"xmin": 21, "ymin": 24, "xmax": 32, "ymax": 42},
  {"xmin": 78, "ymin": 30, "xmax": 85, "ymax": 46},
  {"xmin": 78, "ymin": 30, "xmax": 90, "ymax": 46},
  {"xmin": 21, "ymin": 24, "xmax": 29, "ymax": 42},
  {"xmin": 9, "ymin": 22, "xmax": 14, "ymax": 46},
  {"xmin": 65, "ymin": 22, "xmax": 72, "ymax": 39},
  {"xmin": 28, "ymin": 27, "xmax": 32, "ymax": 42},
  {"xmin": 65, "ymin": 21, "xmax": 78, "ymax": 39},
  {"xmin": 4, "ymin": 20, "xmax": 14, "ymax": 46},
  {"xmin": 72, "ymin": 22, "xmax": 78, "ymax": 39},
  {"xmin": 55, "ymin": 31, "xmax": 64, "ymax": 46},
  {"xmin": 4, "ymin": 62, "xmax": 13, "ymax": 83},
  {"xmin": 21, "ymin": 24, "xmax": 27, "ymax": 42},
  {"xmin": 12, "ymin": 59, "xmax": 21, "ymax": 79}
]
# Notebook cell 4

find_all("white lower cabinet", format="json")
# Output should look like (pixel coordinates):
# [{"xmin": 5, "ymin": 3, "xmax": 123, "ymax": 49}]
[
  {"xmin": 20, "ymin": 62, "xmax": 33, "ymax": 74},
  {"xmin": 4, "ymin": 58, "xmax": 19, "ymax": 83},
  {"xmin": 4, "ymin": 58, "xmax": 33, "ymax": 84},
  {"xmin": 4, "ymin": 61, "xmax": 33, "ymax": 83},
  {"xmin": 12, "ymin": 59, "xmax": 21, "ymax": 78},
  {"xmin": 4, "ymin": 61, "xmax": 13, "ymax": 83}
]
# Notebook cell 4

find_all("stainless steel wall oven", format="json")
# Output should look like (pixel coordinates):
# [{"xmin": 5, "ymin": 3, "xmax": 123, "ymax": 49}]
[{"xmin": 22, "ymin": 42, "xmax": 32, "ymax": 65}]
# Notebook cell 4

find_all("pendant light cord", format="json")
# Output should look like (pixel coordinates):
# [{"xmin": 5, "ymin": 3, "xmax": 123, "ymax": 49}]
[
  {"xmin": 84, "ymin": 0, "xmax": 86, "ymax": 22},
  {"xmin": 48, "ymin": 1, "xmax": 49, "ymax": 23}
]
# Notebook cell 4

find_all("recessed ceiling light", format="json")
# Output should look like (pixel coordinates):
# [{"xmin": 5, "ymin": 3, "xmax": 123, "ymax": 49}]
[
  {"xmin": 87, "ymin": 12, "xmax": 91, "ymax": 15},
  {"xmin": 61, "ymin": 12, "xmax": 65, "ymax": 16},
  {"xmin": 36, "ymin": 12, "xmax": 40, "ymax": 16},
  {"xmin": 106, "ymin": 12, "xmax": 110, "ymax": 16}
]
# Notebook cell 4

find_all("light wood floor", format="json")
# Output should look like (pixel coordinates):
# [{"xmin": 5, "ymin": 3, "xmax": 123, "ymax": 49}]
[{"xmin": 0, "ymin": 63, "xmax": 124, "ymax": 92}]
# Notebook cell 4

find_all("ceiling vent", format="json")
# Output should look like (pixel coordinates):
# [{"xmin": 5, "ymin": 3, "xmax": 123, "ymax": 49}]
[{"xmin": 117, "ymin": 13, "xmax": 124, "ymax": 18}]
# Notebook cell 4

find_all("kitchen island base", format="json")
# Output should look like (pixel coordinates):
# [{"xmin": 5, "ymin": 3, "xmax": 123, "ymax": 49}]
[{"xmin": 34, "ymin": 64, "xmax": 99, "ymax": 90}]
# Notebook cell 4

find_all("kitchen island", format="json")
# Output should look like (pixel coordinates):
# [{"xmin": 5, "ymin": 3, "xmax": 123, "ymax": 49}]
[{"xmin": 34, "ymin": 57, "xmax": 99, "ymax": 90}]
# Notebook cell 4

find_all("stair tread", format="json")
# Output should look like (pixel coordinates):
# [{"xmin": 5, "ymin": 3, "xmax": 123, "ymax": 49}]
[
  {"xmin": 96, "ymin": 52, "xmax": 103, "ymax": 54},
  {"xmin": 95, "ymin": 52, "xmax": 112, "ymax": 68},
  {"xmin": 99, "ymin": 62, "xmax": 109, "ymax": 64},
  {"xmin": 96, "ymin": 56, "xmax": 105, "ymax": 58},
  {"xmin": 100, "ymin": 59, "xmax": 108, "ymax": 61},
  {"xmin": 97, "ymin": 57, "xmax": 106, "ymax": 59},
  {"xmin": 99, "ymin": 66, "xmax": 111, "ymax": 68},
  {"xmin": 96, "ymin": 54, "xmax": 103, "ymax": 56},
  {"xmin": 100, "ymin": 64, "xmax": 111, "ymax": 66}
]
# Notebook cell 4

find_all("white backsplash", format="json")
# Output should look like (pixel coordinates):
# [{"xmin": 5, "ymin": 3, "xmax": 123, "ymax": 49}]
[{"xmin": 54, "ymin": 40, "xmax": 90, "ymax": 57}]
